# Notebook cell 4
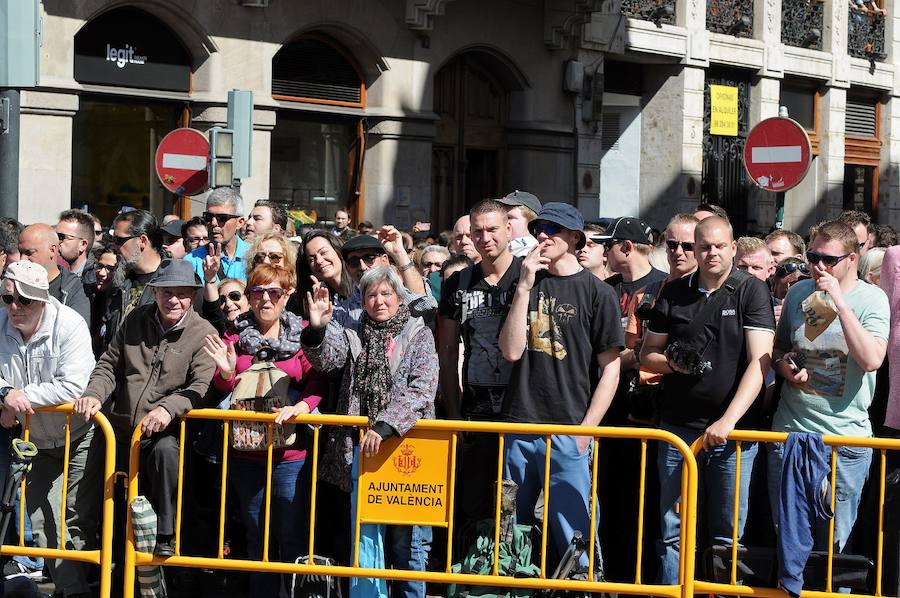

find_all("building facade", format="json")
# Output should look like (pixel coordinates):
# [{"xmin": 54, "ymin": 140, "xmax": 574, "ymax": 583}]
[
  {"xmin": 613, "ymin": 0, "xmax": 897, "ymax": 234},
  {"xmin": 13, "ymin": 0, "xmax": 898, "ymax": 234},
  {"xmin": 17, "ymin": 0, "xmax": 620, "ymax": 230}
]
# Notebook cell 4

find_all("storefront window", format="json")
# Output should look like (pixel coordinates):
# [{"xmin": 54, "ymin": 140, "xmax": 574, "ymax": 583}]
[
  {"xmin": 72, "ymin": 98, "xmax": 179, "ymax": 223},
  {"xmin": 269, "ymin": 114, "xmax": 357, "ymax": 219}
]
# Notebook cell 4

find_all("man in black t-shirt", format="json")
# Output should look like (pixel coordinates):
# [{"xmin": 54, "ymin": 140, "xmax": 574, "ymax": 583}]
[
  {"xmin": 640, "ymin": 216, "xmax": 775, "ymax": 584},
  {"xmin": 438, "ymin": 199, "xmax": 521, "ymax": 523},
  {"xmin": 595, "ymin": 217, "xmax": 667, "ymax": 581},
  {"xmin": 499, "ymin": 203, "xmax": 623, "ymax": 573}
]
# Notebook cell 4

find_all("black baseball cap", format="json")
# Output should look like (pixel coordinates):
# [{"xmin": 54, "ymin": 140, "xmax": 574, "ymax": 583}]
[
  {"xmin": 527, "ymin": 202, "xmax": 587, "ymax": 249},
  {"xmin": 595, "ymin": 217, "xmax": 651, "ymax": 245},
  {"xmin": 340, "ymin": 234, "xmax": 385, "ymax": 259},
  {"xmin": 160, "ymin": 219, "xmax": 184, "ymax": 238},
  {"xmin": 497, "ymin": 190, "xmax": 542, "ymax": 214}
]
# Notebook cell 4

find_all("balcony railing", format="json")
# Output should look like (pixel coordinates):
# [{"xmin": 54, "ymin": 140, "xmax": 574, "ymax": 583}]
[
  {"xmin": 782, "ymin": 0, "xmax": 824, "ymax": 50},
  {"xmin": 621, "ymin": 0, "xmax": 676, "ymax": 27},
  {"xmin": 707, "ymin": 0, "xmax": 754, "ymax": 37},
  {"xmin": 847, "ymin": 8, "xmax": 887, "ymax": 62}
]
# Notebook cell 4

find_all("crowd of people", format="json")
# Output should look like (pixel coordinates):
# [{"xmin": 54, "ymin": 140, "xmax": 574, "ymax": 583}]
[{"xmin": 0, "ymin": 188, "xmax": 897, "ymax": 598}]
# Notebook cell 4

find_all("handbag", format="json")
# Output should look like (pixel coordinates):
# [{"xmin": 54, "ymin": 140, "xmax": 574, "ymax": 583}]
[{"xmin": 230, "ymin": 360, "xmax": 296, "ymax": 451}]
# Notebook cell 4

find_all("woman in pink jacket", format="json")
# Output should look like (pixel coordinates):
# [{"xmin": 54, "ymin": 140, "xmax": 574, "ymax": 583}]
[{"xmin": 204, "ymin": 264, "xmax": 327, "ymax": 595}]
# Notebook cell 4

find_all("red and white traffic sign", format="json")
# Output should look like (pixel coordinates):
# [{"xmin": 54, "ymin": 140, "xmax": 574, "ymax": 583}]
[
  {"xmin": 743, "ymin": 117, "xmax": 812, "ymax": 192},
  {"xmin": 154, "ymin": 128, "xmax": 210, "ymax": 196}
]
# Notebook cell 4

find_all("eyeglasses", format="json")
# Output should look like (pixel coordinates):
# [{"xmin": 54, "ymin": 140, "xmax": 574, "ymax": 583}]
[
  {"xmin": 253, "ymin": 252, "xmax": 284, "ymax": 264},
  {"xmin": 1, "ymin": 294, "xmax": 33, "ymax": 307},
  {"xmin": 218, "ymin": 290, "xmax": 244, "ymax": 305},
  {"xmin": 248, "ymin": 286, "xmax": 288, "ymax": 302},
  {"xmin": 422, "ymin": 261, "xmax": 445, "ymax": 270},
  {"xmin": 346, "ymin": 253, "xmax": 384, "ymax": 268},
  {"xmin": 95, "ymin": 263, "xmax": 115, "ymax": 272},
  {"xmin": 603, "ymin": 239, "xmax": 623, "ymax": 252},
  {"xmin": 775, "ymin": 262, "xmax": 809, "ymax": 278},
  {"xmin": 112, "ymin": 235, "xmax": 138, "ymax": 246},
  {"xmin": 57, "ymin": 232, "xmax": 82, "ymax": 243},
  {"xmin": 532, "ymin": 222, "xmax": 562, "ymax": 237},
  {"xmin": 94, "ymin": 229, "xmax": 104, "ymax": 237},
  {"xmin": 203, "ymin": 212, "xmax": 240, "ymax": 225},
  {"xmin": 187, "ymin": 235, "xmax": 209, "ymax": 245},
  {"xmin": 665, "ymin": 239, "xmax": 694, "ymax": 252},
  {"xmin": 806, "ymin": 251, "xmax": 851, "ymax": 267}
]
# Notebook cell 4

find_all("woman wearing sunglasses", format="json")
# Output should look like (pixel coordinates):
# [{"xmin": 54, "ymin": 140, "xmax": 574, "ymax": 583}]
[
  {"xmin": 217, "ymin": 278, "xmax": 249, "ymax": 324},
  {"xmin": 85, "ymin": 241, "xmax": 124, "ymax": 358},
  {"xmin": 203, "ymin": 264, "xmax": 326, "ymax": 595},
  {"xmin": 245, "ymin": 231, "xmax": 297, "ymax": 281}
]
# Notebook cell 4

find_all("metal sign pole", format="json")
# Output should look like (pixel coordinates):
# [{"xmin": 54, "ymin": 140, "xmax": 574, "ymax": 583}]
[{"xmin": 0, "ymin": 89, "xmax": 19, "ymax": 217}]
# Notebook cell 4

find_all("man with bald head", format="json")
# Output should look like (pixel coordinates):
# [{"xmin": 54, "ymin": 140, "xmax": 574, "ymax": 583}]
[
  {"xmin": 13, "ymin": 224, "xmax": 90, "ymax": 326},
  {"xmin": 450, "ymin": 215, "xmax": 480, "ymax": 263},
  {"xmin": 641, "ymin": 215, "xmax": 774, "ymax": 584}
]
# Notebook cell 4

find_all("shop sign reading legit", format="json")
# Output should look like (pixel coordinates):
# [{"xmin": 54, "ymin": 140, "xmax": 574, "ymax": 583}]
[
  {"xmin": 359, "ymin": 428, "xmax": 453, "ymax": 525},
  {"xmin": 710, "ymin": 84, "xmax": 739, "ymax": 136}
]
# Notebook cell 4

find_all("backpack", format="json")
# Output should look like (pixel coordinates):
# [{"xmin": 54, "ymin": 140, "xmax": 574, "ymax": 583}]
[
  {"xmin": 230, "ymin": 359, "xmax": 296, "ymax": 451},
  {"xmin": 448, "ymin": 519, "xmax": 541, "ymax": 598}
]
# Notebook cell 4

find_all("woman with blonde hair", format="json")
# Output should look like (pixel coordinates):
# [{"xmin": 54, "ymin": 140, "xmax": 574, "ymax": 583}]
[{"xmin": 245, "ymin": 231, "xmax": 298, "ymax": 281}]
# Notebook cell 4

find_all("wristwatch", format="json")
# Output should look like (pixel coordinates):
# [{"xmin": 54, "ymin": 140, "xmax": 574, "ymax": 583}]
[
  {"xmin": 397, "ymin": 261, "xmax": 415, "ymax": 273},
  {"xmin": 0, "ymin": 387, "xmax": 12, "ymax": 403}
]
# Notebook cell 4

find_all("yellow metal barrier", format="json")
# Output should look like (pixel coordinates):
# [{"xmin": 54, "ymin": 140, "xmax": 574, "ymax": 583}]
[
  {"xmin": 1, "ymin": 405, "xmax": 116, "ymax": 598},
  {"xmin": 122, "ymin": 410, "xmax": 700, "ymax": 598},
  {"xmin": 690, "ymin": 431, "xmax": 900, "ymax": 598}
]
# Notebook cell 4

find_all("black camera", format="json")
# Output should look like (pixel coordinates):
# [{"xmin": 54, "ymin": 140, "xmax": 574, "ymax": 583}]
[
  {"xmin": 665, "ymin": 341, "xmax": 711, "ymax": 376},
  {"xmin": 635, "ymin": 297, "xmax": 655, "ymax": 322}
]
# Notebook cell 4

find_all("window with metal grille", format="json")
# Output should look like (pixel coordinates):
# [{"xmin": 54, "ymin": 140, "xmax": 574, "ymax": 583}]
[
  {"xmin": 601, "ymin": 112, "xmax": 621, "ymax": 151},
  {"xmin": 272, "ymin": 37, "xmax": 364, "ymax": 106},
  {"xmin": 845, "ymin": 98, "xmax": 877, "ymax": 138}
]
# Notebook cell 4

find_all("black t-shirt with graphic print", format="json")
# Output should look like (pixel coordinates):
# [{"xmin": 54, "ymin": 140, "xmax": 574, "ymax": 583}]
[
  {"xmin": 439, "ymin": 257, "xmax": 522, "ymax": 417},
  {"xmin": 647, "ymin": 268, "xmax": 776, "ymax": 430},
  {"xmin": 503, "ymin": 268, "xmax": 624, "ymax": 425}
]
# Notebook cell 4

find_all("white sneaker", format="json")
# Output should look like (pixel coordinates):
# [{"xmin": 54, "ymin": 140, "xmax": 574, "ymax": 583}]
[{"xmin": 3, "ymin": 560, "xmax": 44, "ymax": 581}]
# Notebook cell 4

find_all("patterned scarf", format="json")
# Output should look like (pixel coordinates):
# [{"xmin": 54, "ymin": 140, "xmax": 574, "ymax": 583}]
[
  {"xmin": 234, "ymin": 309, "xmax": 305, "ymax": 361},
  {"xmin": 355, "ymin": 302, "xmax": 410, "ymax": 424}
]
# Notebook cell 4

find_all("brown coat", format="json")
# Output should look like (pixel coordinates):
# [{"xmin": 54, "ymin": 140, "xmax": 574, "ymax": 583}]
[{"xmin": 82, "ymin": 303, "xmax": 216, "ymax": 434}]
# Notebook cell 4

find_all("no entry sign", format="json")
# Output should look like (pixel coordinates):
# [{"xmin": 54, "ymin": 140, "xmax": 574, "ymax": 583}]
[
  {"xmin": 743, "ymin": 117, "xmax": 812, "ymax": 192},
  {"xmin": 154, "ymin": 128, "xmax": 210, "ymax": 196}
]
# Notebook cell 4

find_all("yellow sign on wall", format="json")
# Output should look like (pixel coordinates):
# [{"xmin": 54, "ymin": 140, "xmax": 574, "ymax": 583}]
[
  {"xmin": 710, "ymin": 85, "xmax": 739, "ymax": 136},
  {"xmin": 359, "ymin": 428, "xmax": 453, "ymax": 525}
]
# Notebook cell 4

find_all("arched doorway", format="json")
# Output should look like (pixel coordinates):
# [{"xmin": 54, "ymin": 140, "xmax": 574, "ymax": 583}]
[
  {"xmin": 72, "ymin": 6, "xmax": 193, "ymax": 222},
  {"xmin": 431, "ymin": 52, "xmax": 514, "ymax": 229},
  {"xmin": 268, "ymin": 35, "xmax": 367, "ymax": 227}
]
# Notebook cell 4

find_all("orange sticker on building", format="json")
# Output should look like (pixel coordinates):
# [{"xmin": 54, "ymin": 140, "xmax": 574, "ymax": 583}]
[{"xmin": 359, "ymin": 428, "xmax": 453, "ymax": 525}]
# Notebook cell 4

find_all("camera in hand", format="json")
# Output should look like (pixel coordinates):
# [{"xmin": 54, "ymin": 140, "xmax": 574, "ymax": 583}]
[{"xmin": 665, "ymin": 341, "xmax": 711, "ymax": 376}]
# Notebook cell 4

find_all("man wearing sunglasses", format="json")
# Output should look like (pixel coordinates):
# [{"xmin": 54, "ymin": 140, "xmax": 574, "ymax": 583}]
[
  {"xmin": 500, "ymin": 202, "xmax": 624, "ymax": 576},
  {"xmin": 56, "ymin": 210, "xmax": 94, "ymax": 278},
  {"xmin": 186, "ymin": 187, "xmax": 249, "ymax": 282},
  {"xmin": 0, "ymin": 261, "xmax": 99, "ymax": 598},
  {"xmin": 334, "ymin": 226, "xmax": 434, "ymax": 326},
  {"xmin": 769, "ymin": 219, "xmax": 889, "ymax": 556},
  {"xmin": 13, "ymin": 224, "xmax": 90, "ymax": 327},
  {"xmin": 641, "ymin": 215, "xmax": 775, "ymax": 585}
]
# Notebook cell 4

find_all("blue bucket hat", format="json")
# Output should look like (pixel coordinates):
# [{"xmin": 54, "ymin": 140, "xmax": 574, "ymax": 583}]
[{"xmin": 527, "ymin": 202, "xmax": 587, "ymax": 250}]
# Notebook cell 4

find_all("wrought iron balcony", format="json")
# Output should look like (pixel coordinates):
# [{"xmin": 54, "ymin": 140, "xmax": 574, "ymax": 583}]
[
  {"xmin": 707, "ymin": 0, "xmax": 754, "ymax": 37},
  {"xmin": 782, "ymin": 0, "xmax": 824, "ymax": 49},
  {"xmin": 847, "ymin": 7, "xmax": 886, "ymax": 62},
  {"xmin": 621, "ymin": 0, "xmax": 676, "ymax": 27}
]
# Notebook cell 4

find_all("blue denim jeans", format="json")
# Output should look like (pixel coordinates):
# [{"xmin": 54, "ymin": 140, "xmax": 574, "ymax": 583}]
[
  {"xmin": 230, "ymin": 456, "xmax": 308, "ymax": 596},
  {"xmin": 503, "ymin": 434, "xmax": 600, "ymax": 572},
  {"xmin": 767, "ymin": 442, "xmax": 871, "ymax": 553},
  {"xmin": 656, "ymin": 423, "xmax": 758, "ymax": 584},
  {"xmin": 349, "ymin": 448, "xmax": 432, "ymax": 598}
]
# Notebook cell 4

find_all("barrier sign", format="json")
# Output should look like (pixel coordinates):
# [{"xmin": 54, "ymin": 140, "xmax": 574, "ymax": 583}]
[
  {"xmin": 359, "ymin": 428, "xmax": 453, "ymax": 525},
  {"xmin": 709, "ymin": 85, "xmax": 739, "ymax": 136}
]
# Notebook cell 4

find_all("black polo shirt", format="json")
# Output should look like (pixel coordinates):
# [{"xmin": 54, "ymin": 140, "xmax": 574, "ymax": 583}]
[{"xmin": 647, "ymin": 268, "xmax": 775, "ymax": 430}]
